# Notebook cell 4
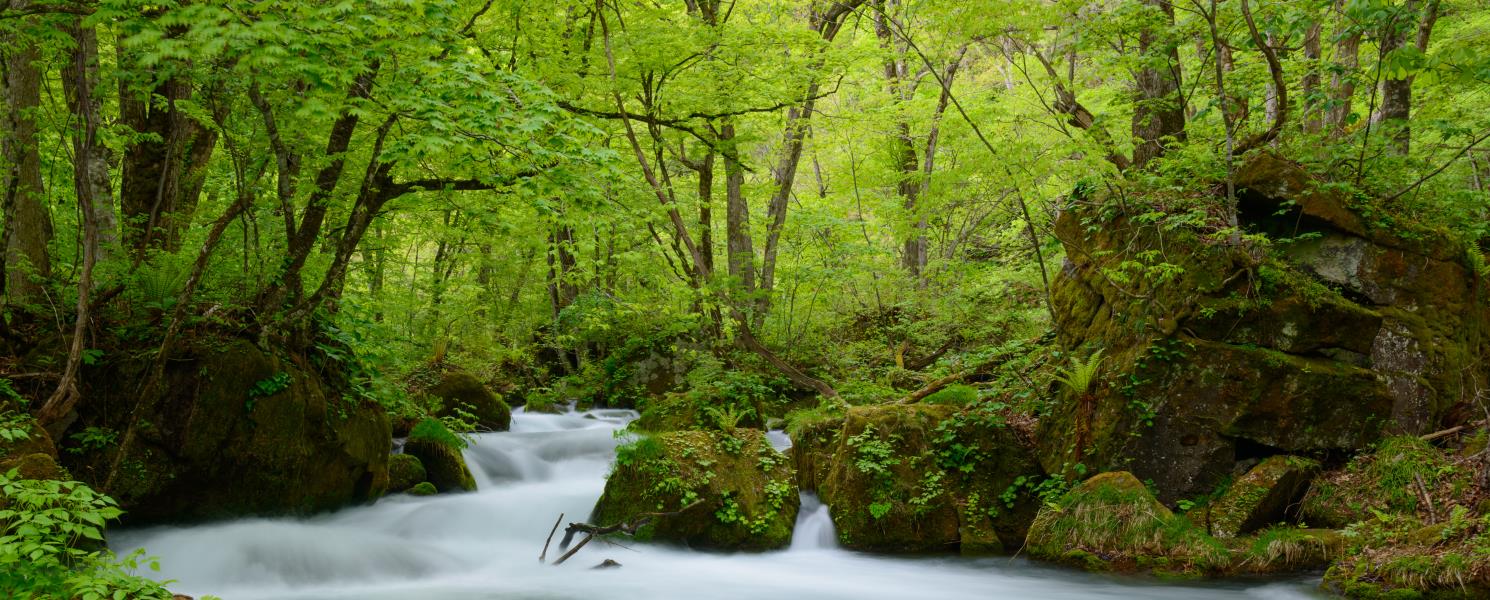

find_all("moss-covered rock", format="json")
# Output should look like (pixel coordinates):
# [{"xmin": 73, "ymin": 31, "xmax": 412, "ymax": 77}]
[
  {"xmin": 387, "ymin": 453, "xmax": 427, "ymax": 493},
  {"xmin": 407, "ymin": 482, "xmax": 438, "ymax": 496},
  {"xmin": 633, "ymin": 392, "xmax": 765, "ymax": 433},
  {"xmin": 429, "ymin": 371, "xmax": 511, "ymax": 432},
  {"xmin": 1206, "ymin": 456, "xmax": 1320, "ymax": 538},
  {"xmin": 788, "ymin": 414, "xmax": 841, "ymax": 493},
  {"xmin": 1235, "ymin": 526, "xmax": 1344, "ymax": 573},
  {"xmin": 1025, "ymin": 471, "xmax": 1231, "ymax": 575},
  {"xmin": 403, "ymin": 439, "xmax": 475, "ymax": 493},
  {"xmin": 60, "ymin": 337, "xmax": 390, "ymax": 525},
  {"xmin": 0, "ymin": 452, "xmax": 69, "ymax": 481},
  {"xmin": 591, "ymin": 429, "xmax": 797, "ymax": 550},
  {"xmin": 816, "ymin": 403, "xmax": 1042, "ymax": 553},
  {"xmin": 1038, "ymin": 154, "xmax": 1489, "ymax": 504}
]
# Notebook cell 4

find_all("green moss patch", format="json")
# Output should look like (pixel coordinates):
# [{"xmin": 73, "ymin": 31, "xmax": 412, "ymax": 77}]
[{"xmin": 592, "ymin": 429, "xmax": 797, "ymax": 550}]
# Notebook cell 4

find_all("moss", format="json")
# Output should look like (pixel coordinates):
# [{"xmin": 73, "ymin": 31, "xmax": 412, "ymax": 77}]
[
  {"xmin": 1206, "ymin": 455, "xmax": 1320, "ymax": 538},
  {"xmin": 387, "ymin": 453, "xmax": 427, "ymax": 493},
  {"xmin": 60, "ymin": 337, "xmax": 391, "ymax": 525},
  {"xmin": 1302, "ymin": 436, "xmax": 1452, "ymax": 528},
  {"xmin": 1025, "ymin": 471, "xmax": 1231, "ymax": 575},
  {"xmin": 1236, "ymin": 526, "xmax": 1343, "ymax": 572},
  {"xmin": 0, "ymin": 453, "xmax": 70, "ymax": 481},
  {"xmin": 789, "ymin": 414, "xmax": 841, "ymax": 493},
  {"xmin": 403, "ymin": 438, "xmax": 475, "ymax": 493},
  {"xmin": 633, "ymin": 392, "xmax": 765, "ymax": 433},
  {"xmin": 818, "ymin": 404, "xmax": 960, "ymax": 552},
  {"xmin": 923, "ymin": 384, "xmax": 978, "ymax": 406},
  {"xmin": 429, "ymin": 371, "xmax": 511, "ymax": 432},
  {"xmin": 406, "ymin": 482, "xmax": 438, "ymax": 496},
  {"xmin": 592, "ymin": 429, "xmax": 797, "ymax": 550}
]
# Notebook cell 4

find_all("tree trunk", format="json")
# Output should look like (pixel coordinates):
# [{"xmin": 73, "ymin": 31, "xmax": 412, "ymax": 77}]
[
  {"xmin": 756, "ymin": 0, "xmax": 864, "ymax": 321},
  {"xmin": 62, "ymin": 21, "xmax": 119, "ymax": 261},
  {"xmin": 119, "ymin": 66, "xmax": 222, "ymax": 256},
  {"xmin": 1302, "ymin": 22, "xmax": 1324, "ymax": 133},
  {"xmin": 1326, "ymin": 1, "xmax": 1363, "ymax": 134},
  {"xmin": 1376, "ymin": 0, "xmax": 1440, "ymax": 155},
  {"xmin": 873, "ymin": 1, "xmax": 926, "ymax": 280},
  {"xmin": 37, "ymin": 29, "xmax": 107, "ymax": 430},
  {"xmin": 1, "ymin": 13, "xmax": 52, "ymax": 305},
  {"xmin": 720, "ymin": 121, "xmax": 757, "ymax": 301},
  {"xmin": 1131, "ymin": 0, "xmax": 1186, "ymax": 169}
]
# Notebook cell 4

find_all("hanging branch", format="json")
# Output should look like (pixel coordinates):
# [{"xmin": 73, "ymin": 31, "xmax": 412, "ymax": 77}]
[{"xmin": 1234, "ymin": 0, "xmax": 1287, "ymax": 154}]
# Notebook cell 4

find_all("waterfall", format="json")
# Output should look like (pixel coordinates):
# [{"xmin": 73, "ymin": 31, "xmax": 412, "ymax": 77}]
[{"xmin": 790, "ymin": 492, "xmax": 838, "ymax": 551}]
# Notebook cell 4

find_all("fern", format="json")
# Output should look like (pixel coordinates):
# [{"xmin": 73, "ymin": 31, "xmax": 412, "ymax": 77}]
[{"xmin": 1053, "ymin": 349, "xmax": 1106, "ymax": 394}]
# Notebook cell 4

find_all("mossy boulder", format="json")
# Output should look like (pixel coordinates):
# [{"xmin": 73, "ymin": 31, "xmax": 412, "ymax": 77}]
[
  {"xmin": 407, "ymin": 482, "xmax": 438, "ymax": 496},
  {"xmin": 591, "ymin": 429, "xmax": 797, "ymax": 550},
  {"xmin": 0, "ymin": 452, "xmax": 70, "ymax": 481},
  {"xmin": 633, "ymin": 392, "xmax": 765, "ymax": 433},
  {"xmin": 429, "ymin": 371, "xmax": 511, "ymax": 432},
  {"xmin": 1040, "ymin": 154, "xmax": 1490, "ymax": 504},
  {"xmin": 0, "ymin": 415, "xmax": 69, "ymax": 482},
  {"xmin": 1025, "ymin": 471, "xmax": 1231, "ymax": 575},
  {"xmin": 1205, "ymin": 456, "xmax": 1320, "ymax": 538},
  {"xmin": 387, "ymin": 453, "xmax": 427, "ymax": 493},
  {"xmin": 1235, "ymin": 526, "xmax": 1344, "ymax": 573},
  {"xmin": 816, "ymin": 403, "xmax": 1042, "ymax": 553},
  {"xmin": 62, "ymin": 337, "xmax": 390, "ymax": 525},
  {"xmin": 788, "ymin": 414, "xmax": 842, "ymax": 493},
  {"xmin": 402, "ymin": 438, "xmax": 475, "ymax": 493}
]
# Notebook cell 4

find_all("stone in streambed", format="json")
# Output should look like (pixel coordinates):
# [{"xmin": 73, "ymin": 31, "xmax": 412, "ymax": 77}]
[
  {"xmin": 592, "ymin": 429, "xmax": 797, "ymax": 550},
  {"xmin": 1206, "ymin": 455, "xmax": 1319, "ymax": 538}
]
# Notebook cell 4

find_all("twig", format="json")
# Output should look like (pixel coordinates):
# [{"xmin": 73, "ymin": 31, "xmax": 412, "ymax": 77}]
[
  {"xmin": 539, "ymin": 512, "xmax": 563, "ymax": 563},
  {"xmin": 552, "ymin": 499, "xmax": 706, "ymax": 566},
  {"xmin": 1420, "ymin": 419, "xmax": 1486, "ymax": 442},
  {"xmin": 1413, "ymin": 472, "xmax": 1439, "ymax": 524}
]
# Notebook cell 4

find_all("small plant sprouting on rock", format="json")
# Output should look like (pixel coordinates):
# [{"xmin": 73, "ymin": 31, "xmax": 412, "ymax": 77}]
[{"xmin": 1054, "ymin": 349, "xmax": 1105, "ymax": 464}]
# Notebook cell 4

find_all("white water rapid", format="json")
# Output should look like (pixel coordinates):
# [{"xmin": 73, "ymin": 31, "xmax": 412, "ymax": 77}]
[{"xmin": 112, "ymin": 409, "xmax": 1323, "ymax": 600}]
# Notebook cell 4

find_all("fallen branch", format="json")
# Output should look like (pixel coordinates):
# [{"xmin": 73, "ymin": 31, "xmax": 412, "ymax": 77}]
[
  {"xmin": 899, "ymin": 370, "xmax": 971, "ymax": 404},
  {"xmin": 1413, "ymin": 472, "xmax": 1439, "ymax": 525},
  {"xmin": 1420, "ymin": 420, "xmax": 1486, "ymax": 442},
  {"xmin": 550, "ymin": 499, "xmax": 706, "ymax": 566},
  {"xmin": 539, "ymin": 512, "xmax": 563, "ymax": 563}
]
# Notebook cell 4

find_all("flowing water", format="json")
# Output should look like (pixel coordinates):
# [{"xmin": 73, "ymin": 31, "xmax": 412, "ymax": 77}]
[{"xmin": 113, "ymin": 409, "xmax": 1324, "ymax": 600}]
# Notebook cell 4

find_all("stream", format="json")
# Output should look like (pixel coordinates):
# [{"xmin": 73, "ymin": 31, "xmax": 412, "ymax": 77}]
[{"xmin": 113, "ymin": 408, "xmax": 1325, "ymax": 599}]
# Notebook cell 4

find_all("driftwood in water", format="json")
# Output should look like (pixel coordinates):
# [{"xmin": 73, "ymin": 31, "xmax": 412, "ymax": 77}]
[
  {"xmin": 538, "ymin": 512, "xmax": 564, "ymax": 563},
  {"xmin": 547, "ymin": 499, "xmax": 706, "ymax": 566}
]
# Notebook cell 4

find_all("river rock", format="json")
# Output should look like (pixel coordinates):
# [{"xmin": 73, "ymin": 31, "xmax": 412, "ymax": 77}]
[
  {"xmin": 403, "ymin": 438, "xmax": 475, "ymax": 493},
  {"xmin": 1038, "ymin": 152, "xmax": 1490, "ymax": 503},
  {"xmin": 387, "ymin": 453, "xmax": 427, "ymax": 493},
  {"xmin": 789, "ymin": 415, "xmax": 841, "ymax": 493},
  {"xmin": 591, "ymin": 429, "xmax": 798, "ymax": 550},
  {"xmin": 1025, "ymin": 471, "xmax": 1229, "ymax": 574},
  {"xmin": 1206, "ymin": 456, "xmax": 1319, "ymax": 538},
  {"xmin": 63, "ymin": 337, "xmax": 389, "ymax": 524},
  {"xmin": 815, "ymin": 403, "xmax": 1042, "ymax": 553},
  {"xmin": 429, "ymin": 371, "xmax": 511, "ymax": 432}
]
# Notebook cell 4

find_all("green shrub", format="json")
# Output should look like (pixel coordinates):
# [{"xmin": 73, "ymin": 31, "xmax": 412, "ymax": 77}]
[
  {"xmin": 0, "ymin": 470, "xmax": 175, "ymax": 599},
  {"xmin": 408, "ymin": 418, "xmax": 467, "ymax": 451}
]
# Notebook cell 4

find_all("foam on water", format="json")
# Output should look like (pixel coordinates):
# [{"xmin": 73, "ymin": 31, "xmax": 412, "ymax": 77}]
[{"xmin": 112, "ymin": 407, "xmax": 1324, "ymax": 600}]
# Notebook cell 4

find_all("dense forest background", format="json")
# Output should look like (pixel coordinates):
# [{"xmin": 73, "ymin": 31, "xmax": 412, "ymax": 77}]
[
  {"xmin": 3, "ymin": 0, "xmax": 1490, "ymax": 596},
  {"xmin": 4, "ymin": 0, "xmax": 1488, "ymax": 413}
]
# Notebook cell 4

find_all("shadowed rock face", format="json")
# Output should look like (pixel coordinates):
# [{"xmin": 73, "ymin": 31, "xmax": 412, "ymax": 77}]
[
  {"xmin": 64, "ymin": 338, "xmax": 391, "ymax": 525},
  {"xmin": 1039, "ymin": 153, "xmax": 1489, "ymax": 503}
]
